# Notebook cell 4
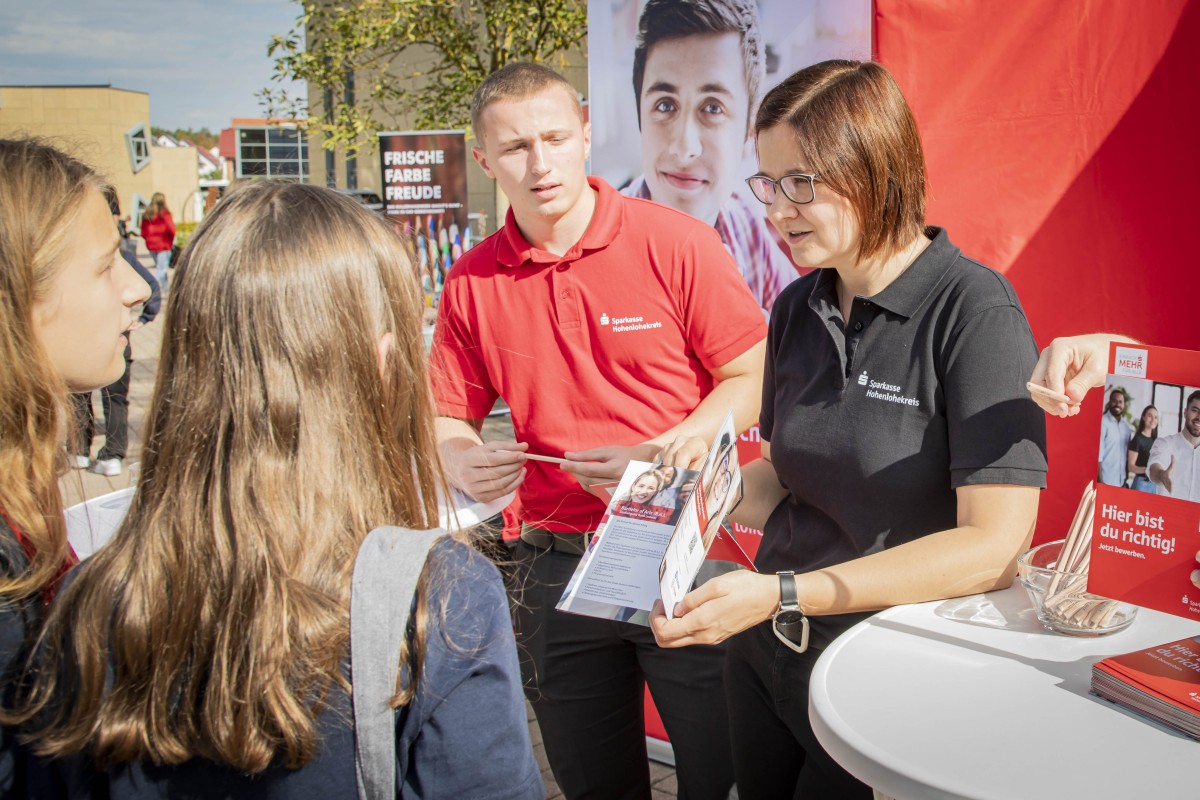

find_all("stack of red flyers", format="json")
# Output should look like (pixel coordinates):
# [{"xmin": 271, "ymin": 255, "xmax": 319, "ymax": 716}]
[{"xmin": 1092, "ymin": 636, "xmax": 1200, "ymax": 740}]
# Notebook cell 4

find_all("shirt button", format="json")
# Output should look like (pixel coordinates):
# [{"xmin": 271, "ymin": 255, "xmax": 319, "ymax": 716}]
[
  {"xmin": 556, "ymin": 264, "xmax": 568, "ymax": 272},
  {"xmin": 854, "ymin": 321, "xmax": 864, "ymax": 332},
  {"xmin": 560, "ymin": 290, "xmax": 571, "ymax": 300}
]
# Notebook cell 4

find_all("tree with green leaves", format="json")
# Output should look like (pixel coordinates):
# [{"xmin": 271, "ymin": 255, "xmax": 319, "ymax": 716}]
[
  {"xmin": 151, "ymin": 127, "xmax": 219, "ymax": 151},
  {"xmin": 263, "ymin": 0, "xmax": 587, "ymax": 155}
]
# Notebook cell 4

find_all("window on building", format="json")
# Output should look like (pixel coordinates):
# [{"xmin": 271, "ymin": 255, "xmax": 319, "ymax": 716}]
[
  {"xmin": 126, "ymin": 123, "xmax": 152, "ymax": 173},
  {"xmin": 236, "ymin": 126, "xmax": 309, "ymax": 182},
  {"xmin": 130, "ymin": 193, "xmax": 150, "ymax": 227}
]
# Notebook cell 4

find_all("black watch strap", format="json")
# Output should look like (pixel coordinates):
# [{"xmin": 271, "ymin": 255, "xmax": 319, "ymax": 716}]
[
  {"xmin": 772, "ymin": 570, "xmax": 809, "ymax": 653},
  {"xmin": 777, "ymin": 570, "xmax": 799, "ymax": 612}
]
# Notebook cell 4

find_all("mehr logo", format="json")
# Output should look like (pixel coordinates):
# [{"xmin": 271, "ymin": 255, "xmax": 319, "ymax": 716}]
[
  {"xmin": 857, "ymin": 371, "xmax": 869, "ymax": 386},
  {"xmin": 1114, "ymin": 346, "xmax": 1148, "ymax": 379},
  {"xmin": 600, "ymin": 312, "xmax": 610, "ymax": 326}
]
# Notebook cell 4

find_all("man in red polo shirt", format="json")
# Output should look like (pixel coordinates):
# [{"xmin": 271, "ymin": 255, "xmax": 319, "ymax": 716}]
[{"xmin": 431, "ymin": 62, "xmax": 766, "ymax": 800}]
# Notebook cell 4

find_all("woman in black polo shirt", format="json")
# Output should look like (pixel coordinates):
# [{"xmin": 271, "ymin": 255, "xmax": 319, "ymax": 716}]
[{"xmin": 651, "ymin": 60, "xmax": 1047, "ymax": 798}]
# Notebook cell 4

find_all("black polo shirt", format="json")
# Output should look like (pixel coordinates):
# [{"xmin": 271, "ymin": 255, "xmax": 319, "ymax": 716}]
[{"xmin": 759, "ymin": 227, "xmax": 1047, "ymax": 644}]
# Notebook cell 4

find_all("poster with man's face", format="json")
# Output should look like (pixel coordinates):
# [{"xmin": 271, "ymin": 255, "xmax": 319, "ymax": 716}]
[{"xmin": 588, "ymin": 0, "xmax": 871, "ymax": 314}]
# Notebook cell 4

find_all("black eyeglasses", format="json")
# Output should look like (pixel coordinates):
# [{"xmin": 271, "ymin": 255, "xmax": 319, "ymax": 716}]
[{"xmin": 745, "ymin": 173, "xmax": 819, "ymax": 205}]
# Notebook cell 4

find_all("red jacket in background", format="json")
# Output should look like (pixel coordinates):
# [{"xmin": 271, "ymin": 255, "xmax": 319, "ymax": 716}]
[{"xmin": 140, "ymin": 210, "xmax": 175, "ymax": 253}]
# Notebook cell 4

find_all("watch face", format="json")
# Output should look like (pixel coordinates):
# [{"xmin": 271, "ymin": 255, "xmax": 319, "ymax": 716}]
[{"xmin": 773, "ymin": 610, "xmax": 810, "ymax": 653}]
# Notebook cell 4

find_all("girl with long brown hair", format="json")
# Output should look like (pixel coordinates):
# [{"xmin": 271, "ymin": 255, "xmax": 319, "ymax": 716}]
[
  {"xmin": 14, "ymin": 181, "xmax": 540, "ymax": 797},
  {"xmin": 0, "ymin": 137, "xmax": 150, "ymax": 794}
]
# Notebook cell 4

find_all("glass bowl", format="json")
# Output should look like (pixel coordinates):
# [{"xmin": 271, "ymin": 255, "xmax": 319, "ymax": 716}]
[{"xmin": 1017, "ymin": 539, "xmax": 1138, "ymax": 636}]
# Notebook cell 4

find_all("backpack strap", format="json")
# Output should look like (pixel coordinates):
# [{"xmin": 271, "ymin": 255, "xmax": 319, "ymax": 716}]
[{"xmin": 351, "ymin": 526, "xmax": 444, "ymax": 800}]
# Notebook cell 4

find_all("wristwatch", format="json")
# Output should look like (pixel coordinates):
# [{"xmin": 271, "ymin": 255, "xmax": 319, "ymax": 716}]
[{"xmin": 772, "ymin": 571, "xmax": 810, "ymax": 653}]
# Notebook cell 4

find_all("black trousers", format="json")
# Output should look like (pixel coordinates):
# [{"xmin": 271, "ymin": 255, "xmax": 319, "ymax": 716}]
[
  {"xmin": 511, "ymin": 541, "xmax": 734, "ymax": 800},
  {"xmin": 725, "ymin": 622, "xmax": 872, "ymax": 799},
  {"xmin": 69, "ymin": 343, "xmax": 132, "ymax": 461}
]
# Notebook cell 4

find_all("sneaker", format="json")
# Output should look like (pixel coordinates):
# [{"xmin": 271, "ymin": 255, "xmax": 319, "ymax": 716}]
[
  {"xmin": 88, "ymin": 458, "xmax": 122, "ymax": 477},
  {"xmin": 68, "ymin": 454, "xmax": 91, "ymax": 469}
]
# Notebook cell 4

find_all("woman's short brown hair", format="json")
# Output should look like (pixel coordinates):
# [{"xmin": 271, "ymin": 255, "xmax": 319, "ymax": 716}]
[{"xmin": 755, "ymin": 59, "xmax": 926, "ymax": 261}]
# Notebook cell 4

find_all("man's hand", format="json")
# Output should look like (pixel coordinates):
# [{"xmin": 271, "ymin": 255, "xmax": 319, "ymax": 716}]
[
  {"xmin": 1152, "ymin": 455, "xmax": 1176, "ymax": 495},
  {"xmin": 560, "ymin": 443, "xmax": 663, "ymax": 482},
  {"xmin": 1028, "ymin": 333, "xmax": 1135, "ymax": 417},
  {"xmin": 649, "ymin": 570, "xmax": 779, "ymax": 647},
  {"xmin": 442, "ymin": 439, "xmax": 527, "ymax": 503}
]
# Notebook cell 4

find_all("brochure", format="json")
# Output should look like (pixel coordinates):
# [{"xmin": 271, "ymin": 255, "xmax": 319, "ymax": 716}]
[
  {"xmin": 1086, "ymin": 343, "xmax": 1200, "ymax": 623},
  {"xmin": 556, "ymin": 412, "xmax": 754, "ymax": 625},
  {"xmin": 1091, "ymin": 636, "xmax": 1200, "ymax": 740}
]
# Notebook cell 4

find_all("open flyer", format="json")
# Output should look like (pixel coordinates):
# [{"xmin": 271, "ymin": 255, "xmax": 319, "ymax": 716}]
[
  {"xmin": 1087, "ymin": 343, "xmax": 1200, "ymax": 621},
  {"xmin": 557, "ymin": 411, "xmax": 753, "ymax": 625}
]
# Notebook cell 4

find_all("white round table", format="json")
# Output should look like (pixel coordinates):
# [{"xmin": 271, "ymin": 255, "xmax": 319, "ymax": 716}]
[{"xmin": 809, "ymin": 582, "xmax": 1200, "ymax": 799}]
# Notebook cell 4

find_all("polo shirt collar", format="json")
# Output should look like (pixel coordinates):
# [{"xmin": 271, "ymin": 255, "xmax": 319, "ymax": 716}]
[
  {"xmin": 805, "ymin": 226, "xmax": 959, "ymax": 321},
  {"xmin": 496, "ymin": 176, "xmax": 624, "ymax": 268},
  {"xmin": 867, "ymin": 227, "xmax": 958, "ymax": 318}
]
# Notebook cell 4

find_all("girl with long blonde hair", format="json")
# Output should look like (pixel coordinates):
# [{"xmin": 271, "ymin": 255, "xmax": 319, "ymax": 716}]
[
  {"xmin": 14, "ymin": 181, "xmax": 540, "ymax": 797},
  {"xmin": 0, "ymin": 137, "xmax": 150, "ymax": 794}
]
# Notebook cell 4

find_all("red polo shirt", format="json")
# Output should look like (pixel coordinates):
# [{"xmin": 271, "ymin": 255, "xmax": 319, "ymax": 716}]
[{"xmin": 431, "ymin": 177, "xmax": 765, "ymax": 532}]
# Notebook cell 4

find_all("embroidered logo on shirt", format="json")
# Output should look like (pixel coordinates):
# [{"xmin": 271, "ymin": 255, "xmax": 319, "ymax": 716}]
[
  {"xmin": 861, "ymin": 374, "xmax": 921, "ymax": 408},
  {"xmin": 604, "ymin": 314, "xmax": 664, "ymax": 333}
]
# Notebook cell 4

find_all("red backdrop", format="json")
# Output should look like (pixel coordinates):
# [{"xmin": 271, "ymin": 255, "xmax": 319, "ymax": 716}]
[{"xmin": 875, "ymin": 0, "xmax": 1199, "ymax": 543}]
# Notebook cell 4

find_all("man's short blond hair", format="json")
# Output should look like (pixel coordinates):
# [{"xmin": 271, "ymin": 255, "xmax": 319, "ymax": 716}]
[{"xmin": 470, "ymin": 62, "xmax": 583, "ymax": 141}]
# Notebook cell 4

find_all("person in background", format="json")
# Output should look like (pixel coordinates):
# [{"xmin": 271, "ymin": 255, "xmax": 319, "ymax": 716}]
[
  {"xmin": 432, "ymin": 62, "xmax": 766, "ymax": 799},
  {"xmin": 626, "ymin": 0, "xmax": 797, "ymax": 312},
  {"xmin": 1148, "ymin": 390, "xmax": 1200, "ymax": 502},
  {"xmin": 1098, "ymin": 388, "xmax": 1134, "ymax": 486},
  {"xmin": 652, "ymin": 463, "xmax": 681, "ymax": 507},
  {"xmin": 622, "ymin": 470, "xmax": 666, "ymax": 506},
  {"xmin": 699, "ymin": 439, "xmax": 735, "ymax": 547},
  {"xmin": 0, "ymin": 137, "xmax": 150, "ymax": 795},
  {"xmin": 104, "ymin": 188, "xmax": 139, "ymax": 262},
  {"xmin": 1127, "ymin": 405, "xmax": 1159, "ymax": 494},
  {"xmin": 69, "ymin": 188, "xmax": 162, "ymax": 477},
  {"xmin": 612, "ymin": 470, "xmax": 673, "ymax": 524},
  {"xmin": 667, "ymin": 476, "xmax": 698, "ymax": 525},
  {"xmin": 650, "ymin": 60, "xmax": 1046, "ymax": 798},
  {"xmin": 9, "ymin": 181, "xmax": 541, "ymax": 798},
  {"xmin": 139, "ymin": 192, "xmax": 175, "ymax": 292}
]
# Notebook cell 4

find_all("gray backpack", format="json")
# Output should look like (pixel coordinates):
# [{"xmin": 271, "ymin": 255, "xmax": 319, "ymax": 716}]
[{"xmin": 350, "ymin": 526, "xmax": 443, "ymax": 800}]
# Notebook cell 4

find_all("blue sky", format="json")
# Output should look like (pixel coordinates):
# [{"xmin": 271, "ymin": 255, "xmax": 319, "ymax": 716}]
[{"xmin": 0, "ymin": 0, "xmax": 306, "ymax": 132}]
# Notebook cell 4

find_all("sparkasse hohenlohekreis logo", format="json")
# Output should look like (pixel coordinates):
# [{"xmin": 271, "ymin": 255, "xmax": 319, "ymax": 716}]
[
  {"xmin": 860, "ymin": 372, "xmax": 921, "ymax": 408},
  {"xmin": 602, "ymin": 311, "xmax": 664, "ymax": 333}
]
